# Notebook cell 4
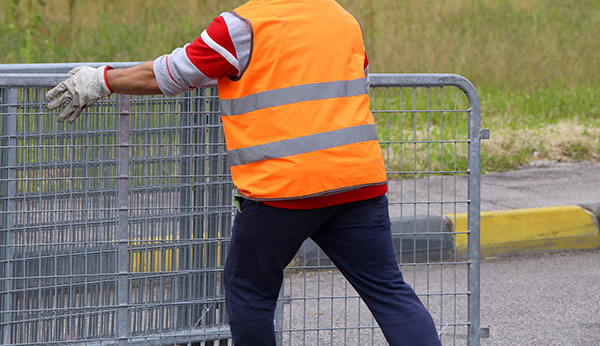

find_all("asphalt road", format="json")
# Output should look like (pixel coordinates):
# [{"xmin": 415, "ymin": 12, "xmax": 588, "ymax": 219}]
[
  {"xmin": 478, "ymin": 161, "xmax": 600, "ymax": 211},
  {"xmin": 408, "ymin": 161, "xmax": 600, "ymax": 345},
  {"xmin": 477, "ymin": 161, "xmax": 600, "ymax": 345},
  {"xmin": 480, "ymin": 249, "xmax": 600, "ymax": 346},
  {"xmin": 286, "ymin": 162, "xmax": 600, "ymax": 345},
  {"xmin": 283, "ymin": 249, "xmax": 600, "ymax": 346},
  {"xmin": 387, "ymin": 161, "xmax": 600, "ymax": 218}
]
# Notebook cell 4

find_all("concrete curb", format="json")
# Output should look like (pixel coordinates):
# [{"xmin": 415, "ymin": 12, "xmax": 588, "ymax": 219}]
[
  {"xmin": 294, "ymin": 205, "xmax": 600, "ymax": 265},
  {"xmin": 449, "ymin": 205, "xmax": 600, "ymax": 258}
]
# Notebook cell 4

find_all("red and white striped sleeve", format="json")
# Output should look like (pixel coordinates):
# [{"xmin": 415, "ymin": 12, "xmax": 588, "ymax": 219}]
[{"xmin": 153, "ymin": 12, "xmax": 252, "ymax": 96}]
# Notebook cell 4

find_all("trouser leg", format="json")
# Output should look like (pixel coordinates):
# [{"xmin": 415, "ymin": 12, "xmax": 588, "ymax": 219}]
[
  {"xmin": 223, "ymin": 199, "xmax": 327, "ymax": 346},
  {"xmin": 311, "ymin": 195, "xmax": 442, "ymax": 346}
]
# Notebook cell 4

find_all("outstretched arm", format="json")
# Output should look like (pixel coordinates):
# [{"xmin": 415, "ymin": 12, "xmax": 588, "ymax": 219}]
[
  {"xmin": 46, "ymin": 11, "xmax": 251, "ymax": 123},
  {"xmin": 106, "ymin": 61, "xmax": 161, "ymax": 95}
]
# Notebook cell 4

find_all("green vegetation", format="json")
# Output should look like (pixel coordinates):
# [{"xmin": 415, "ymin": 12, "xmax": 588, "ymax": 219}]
[{"xmin": 1, "ymin": 0, "xmax": 598, "ymax": 172}]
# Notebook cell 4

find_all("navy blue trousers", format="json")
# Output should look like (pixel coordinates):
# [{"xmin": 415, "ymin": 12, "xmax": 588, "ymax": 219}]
[{"xmin": 223, "ymin": 195, "xmax": 441, "ymax": 346}]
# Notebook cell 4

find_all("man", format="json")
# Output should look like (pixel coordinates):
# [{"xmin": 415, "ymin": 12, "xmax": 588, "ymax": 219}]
[{"xmin": 46, "ymin": 1, "xmax": 442, "ymax": 345}]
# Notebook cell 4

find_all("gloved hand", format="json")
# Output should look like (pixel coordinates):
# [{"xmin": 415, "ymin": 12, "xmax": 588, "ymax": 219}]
[{"xmin": 46, "ymin": 65, "xmax": 113, "ymax": 123}]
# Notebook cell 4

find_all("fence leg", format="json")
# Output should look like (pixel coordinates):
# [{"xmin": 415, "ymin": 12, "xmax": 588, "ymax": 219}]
[{"xmin": 274, "ymin": 284, "xmax": 285, "ymax": 345}]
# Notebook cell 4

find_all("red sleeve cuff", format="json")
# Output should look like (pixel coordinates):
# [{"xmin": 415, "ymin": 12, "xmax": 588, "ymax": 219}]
[{"xmin": 104, "ymin": 65, "xmax": 114, "ymax": 94}]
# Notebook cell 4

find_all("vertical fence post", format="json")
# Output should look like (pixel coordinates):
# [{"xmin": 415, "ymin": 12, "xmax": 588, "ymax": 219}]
[
  {"xmin": 207, "ymin": 87, "xmax": 220, "ymax": 327},
  {"xmin": 179, "ymin": 92, "xmax": 193, "ymax": 329},
  {"xmin": 192, "ymin": 88, "xmax": 207, "ymax": 333},
  {"xmin": 1, "ymin": 88, "xmax": 17, "ymax": 345},
  {"xmin": 0, "ymin": 88, "xmax": 7, "ymax": 345},
  {"xmin": 216, "ymin": 91, "xmax": 233, "ymax": 329},
  {"xmin": 117, "ymin": 94, "xmax": 130, "ymax": 344},
  {"xmin": 466, "ymin": 87, "xmax": 482, "ymax": 346}
]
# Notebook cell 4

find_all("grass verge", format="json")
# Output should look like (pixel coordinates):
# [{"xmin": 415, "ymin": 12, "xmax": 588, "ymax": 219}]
[{"xmin": 1, "ymin": 0, "xmax": 598, "ymax": 173}]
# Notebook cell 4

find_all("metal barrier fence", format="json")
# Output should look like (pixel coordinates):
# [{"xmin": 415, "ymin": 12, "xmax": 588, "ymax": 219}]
[{"xmin": 0, "ymin": 63, "xmax": 482, "ymax": 346}]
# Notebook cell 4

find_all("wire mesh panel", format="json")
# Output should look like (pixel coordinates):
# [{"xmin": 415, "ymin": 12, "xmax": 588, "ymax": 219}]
[
  {"xmin": 0, "ymin": 74, "xmax": 234, "ymax": 345},
  {"xmin": 1, "ymin": 67, "xmax": 481, "ymax": 346},
  {"xmin": 124, "ymin": 89, "xmax": 233, "ymax": 345},
  {"xmin": 280, "ymin": 74, "xmax": 482, "ymax": 346},
  {"xmin": 1, "ymin": 85, "xmax": 120, "ymax": 345}
]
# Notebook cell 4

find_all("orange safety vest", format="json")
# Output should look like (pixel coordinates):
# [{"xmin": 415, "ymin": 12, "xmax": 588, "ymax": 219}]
[{"xmin": 218, "ymin": 0, "xmax": 387, "ymax": 201}]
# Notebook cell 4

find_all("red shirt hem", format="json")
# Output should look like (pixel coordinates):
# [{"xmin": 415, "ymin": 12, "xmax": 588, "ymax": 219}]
[{"xmin": 262, "ymin": 184, "xmax": 388, "ymax": 210}]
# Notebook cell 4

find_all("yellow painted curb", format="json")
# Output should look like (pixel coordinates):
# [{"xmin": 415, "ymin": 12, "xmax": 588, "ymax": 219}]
[{"xmin": 447, "ymin": 206, "xmax": 600, "ymax": 256}]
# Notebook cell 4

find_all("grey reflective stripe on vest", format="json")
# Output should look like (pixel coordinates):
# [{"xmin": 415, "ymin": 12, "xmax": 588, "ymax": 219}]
[
  {"xmin": 220, "ymin": 78, "xmax": 368, "ymax": 116},
  {"xmin": 228, "ymin": 124, "xmax": 378, "ymax": 167}
]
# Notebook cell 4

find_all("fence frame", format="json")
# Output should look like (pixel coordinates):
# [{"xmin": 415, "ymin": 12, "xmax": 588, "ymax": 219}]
[
  {"xmin": 371, "ymin": 73, "xmax": 483, "ymax": 345},
  {"xmin": 0, "ymin": 64, "xmax": 482, "ymax": 346}
]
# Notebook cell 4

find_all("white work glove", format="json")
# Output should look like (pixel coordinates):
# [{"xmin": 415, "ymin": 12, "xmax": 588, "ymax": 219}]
[{"xmin": 46, "ymin": 65, "xmax": 113, "ymax": 123}]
